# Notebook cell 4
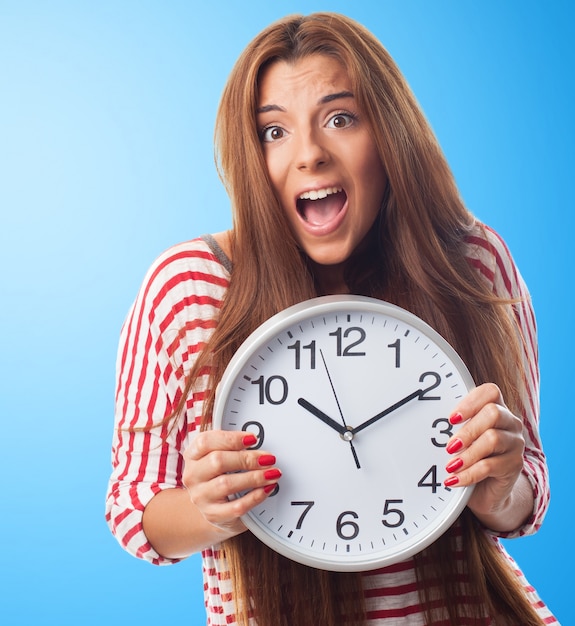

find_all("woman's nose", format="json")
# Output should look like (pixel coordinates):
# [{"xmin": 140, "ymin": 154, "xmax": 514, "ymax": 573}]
[{"xmin": 295, "ymin": 129, "xmax": 330, "ymax": 171}]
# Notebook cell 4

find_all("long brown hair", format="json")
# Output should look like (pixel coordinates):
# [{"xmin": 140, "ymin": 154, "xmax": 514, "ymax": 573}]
[{"xmin": 180, "ymin": 13, "xmax": 543, "ymax": 625}]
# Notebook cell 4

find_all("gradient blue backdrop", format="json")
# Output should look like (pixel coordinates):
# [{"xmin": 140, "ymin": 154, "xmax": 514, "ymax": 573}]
[{"xmin": 0, "ymin": 1, "xmax": 571, "ymax": 624}]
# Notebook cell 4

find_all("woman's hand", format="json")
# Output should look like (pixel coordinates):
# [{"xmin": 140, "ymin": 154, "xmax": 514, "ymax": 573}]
[
  {"xmin": 444, "ymin": 382, "xmax": 533, "ymax": 532},
  {"xmin": 183, "ymin": 430, "xmax": 281, "ymax": 538}
]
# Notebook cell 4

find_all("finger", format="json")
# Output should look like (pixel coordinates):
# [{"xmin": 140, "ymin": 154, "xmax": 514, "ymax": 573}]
[
  {"xmin": 184, "ymin": 429, "xmax": 277, "ymax": 481},
  {"xmin": 214, "ymin": 465, "xmax": 282, "ymax": 500},
  {"xmin": 446, "ymin": 383, "xmax": 522, "ymax": 457},
  {"xmin": 190, "ymin": 446, "xmax": 277, "ymax": 485},
  {"xmin": 188, "ymin": 458, "xmax": 282, "ymax": 531},
  {"xmin": 447, "ymin": 382, "xmax": 504, "ymax": 427},
  {"xmin": 184, "ymin": 454, "xmax": 279, "ymax": 502},
  {"xmin": 192, "ymin": 461, "xmax": 282, "ymax": 505},
  {"xmin": 201, "ymin": 480, "xmax": 279, "ymax": 529},
  {"xmin": 448, "ymin": 403, "xmax": 504, "ymax": 449},
  {"xmin": 445, "ymin": 425, "xmax": 524, "ymax": 487},
  {"xmin": 447, "ymin": 403, "xmax": 522, "ymax": 455},
  {"xmin": 184, "ymin": 430, "xmax": 281, "ymax": 499},
  {"xmin": 186, "ymin": 429, "xmax": 261, "ymax": 461},
  {"xmin": 445, "ymin": 449, "xmax": 523, "ymax": 489}
]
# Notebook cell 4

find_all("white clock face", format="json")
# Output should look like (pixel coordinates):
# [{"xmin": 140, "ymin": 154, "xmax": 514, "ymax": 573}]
[{"xmin": 213, "ymin": 295, "xmax": 475, "ymax": 571}]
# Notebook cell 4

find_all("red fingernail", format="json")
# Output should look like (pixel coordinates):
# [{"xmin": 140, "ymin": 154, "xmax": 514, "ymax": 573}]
[
  {"xmin": 243, "ymin": 434, "xmax": 258, "ymax": 447},
  {"xmin": 264, "ymin": 468, "xmax": 282, "ymax": 480},
  {"xmin": 444, "ymin": 475, "xmax": 459, "ymax": 487},
  {"xmin": 449, "ymin": 412, "xmax": 463, "ymax": 425},
  {"xmin": 445, "ymin": 457, "xmax": 464, "ymax": 473},
  {"xmin": 264, "ymin": 484, "xmax": 277, "ymax": 494},
  {"xmin": 258, "ymin": 454, "xmax": 276, "ymax": 467},
  {"xmin": 446, "ymin": 438, "xmax": 463, "ymax": 454}
]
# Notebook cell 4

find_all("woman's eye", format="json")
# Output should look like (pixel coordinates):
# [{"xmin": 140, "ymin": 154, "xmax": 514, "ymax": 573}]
[
  {"xmin": 327, "ymin": 113, "xmax": 355, "ymax": 129},
  {"xmin": 261, "ymin": 126, "xmax": 285, "ymax": 142}
]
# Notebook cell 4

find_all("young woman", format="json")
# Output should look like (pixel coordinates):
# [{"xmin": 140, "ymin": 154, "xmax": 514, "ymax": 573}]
[{"xmin": 106, "ymin": 13, "xmax": 556, "ymax": 625}]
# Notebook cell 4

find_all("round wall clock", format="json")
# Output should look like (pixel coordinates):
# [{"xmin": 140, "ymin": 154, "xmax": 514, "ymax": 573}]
[{"xmin": 212, "ymin": 295, "xmax": 475, "ymax": 571}]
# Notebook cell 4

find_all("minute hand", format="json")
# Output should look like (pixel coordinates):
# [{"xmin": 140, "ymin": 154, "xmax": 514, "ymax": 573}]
[{"xmin": 351, "ymin": 389, "xmax": 422, "ymax": 436}]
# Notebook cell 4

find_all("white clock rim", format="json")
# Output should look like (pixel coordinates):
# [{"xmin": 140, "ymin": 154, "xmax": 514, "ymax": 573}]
[{"xmin": 212, "ymin": 294, "xmax": 476, "ymax": 572}]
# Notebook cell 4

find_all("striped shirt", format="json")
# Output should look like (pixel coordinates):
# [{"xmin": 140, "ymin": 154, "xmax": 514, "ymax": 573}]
[{"xmin": 105, "ymin": 225, "xmax": 556, "ymax": 624}]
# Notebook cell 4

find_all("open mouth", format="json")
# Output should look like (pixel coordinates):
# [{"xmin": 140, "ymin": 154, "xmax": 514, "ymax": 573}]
[{"xmin": 296, "ymin": 187, "xmax": 347, "ymax": 226}]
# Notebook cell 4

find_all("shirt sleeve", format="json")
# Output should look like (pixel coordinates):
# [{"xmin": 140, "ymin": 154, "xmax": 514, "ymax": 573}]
[
  {"xmin": 466, "ymin": 224, "xmax": 550, "ymax": 538},
  {"xmin": 105, "ymin": 239, "xmax": 229, "ymax": 565}
]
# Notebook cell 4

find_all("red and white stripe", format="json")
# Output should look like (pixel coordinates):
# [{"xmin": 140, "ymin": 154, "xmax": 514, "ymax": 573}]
[{"xmin": 106, "ymin": 239, "xmax": 229, "ymax": 565}]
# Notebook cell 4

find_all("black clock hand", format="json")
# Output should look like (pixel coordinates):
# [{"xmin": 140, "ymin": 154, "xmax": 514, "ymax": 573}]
[
  {"xmin": 319, "ymin": 349, "xmax": 361, "ymax": 469},
  {"xmin": 297, "ymin": 398, "xmax": 348, "ymax": 435},
  {"xmin": 351, "ymin": 389, "xmax": 422, "ymax": 436}
]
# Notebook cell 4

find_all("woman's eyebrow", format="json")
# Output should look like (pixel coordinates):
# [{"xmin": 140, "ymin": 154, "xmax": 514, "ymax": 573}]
[
  {"xmin": 256, "ymin": 104, "xmax": 286, "ymax": 114},
  {"xmin": 256, "ymin": 91, "xmax": 354, "ymax": 115},
  {"xmin": 319, "ymin": 90, "xmax": 354, "ymax": 104}
]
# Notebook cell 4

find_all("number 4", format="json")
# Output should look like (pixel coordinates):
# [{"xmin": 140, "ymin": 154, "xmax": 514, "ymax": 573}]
[{"xmin": 417, "ymin": 465, "xmax": 441, "ymax": 493}]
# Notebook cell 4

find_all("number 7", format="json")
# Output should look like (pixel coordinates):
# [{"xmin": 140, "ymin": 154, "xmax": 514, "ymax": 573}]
[{"xmin": 291, "ymin": 501, "xmax": 315, "ymax": 529}]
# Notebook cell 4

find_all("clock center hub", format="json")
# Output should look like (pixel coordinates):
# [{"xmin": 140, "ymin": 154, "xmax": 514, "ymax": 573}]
[{"xmin": 341, "ymin": 428, "xmax": 355, "ymax": 442}]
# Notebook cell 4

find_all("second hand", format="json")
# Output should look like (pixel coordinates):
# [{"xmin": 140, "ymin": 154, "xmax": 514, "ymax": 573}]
[{"xmin": 320, "ymin": 348, "xmax": 361, "ymax": 469}]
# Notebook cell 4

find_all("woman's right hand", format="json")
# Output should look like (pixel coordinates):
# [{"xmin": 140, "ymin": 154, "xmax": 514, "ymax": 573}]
[{"xmin": 183, "ymin": 430, "xmax": 281, "ymax": 538}]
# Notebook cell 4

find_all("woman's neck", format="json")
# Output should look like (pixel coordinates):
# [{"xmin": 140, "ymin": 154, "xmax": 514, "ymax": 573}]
[{"xmin": 311, "ymin": 261, "xmax": 349, "ymax": 295}]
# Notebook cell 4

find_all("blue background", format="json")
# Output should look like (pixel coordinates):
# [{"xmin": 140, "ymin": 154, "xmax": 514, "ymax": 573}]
[{"xmin": 0, "ymin": 1, "xmax": 572, "ymax": 624}]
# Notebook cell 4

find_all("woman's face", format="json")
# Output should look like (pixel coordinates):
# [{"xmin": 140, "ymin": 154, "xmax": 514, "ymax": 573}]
[{"xmin": 257, "ymin": 54, "xmax": 387, "ymax": 292}]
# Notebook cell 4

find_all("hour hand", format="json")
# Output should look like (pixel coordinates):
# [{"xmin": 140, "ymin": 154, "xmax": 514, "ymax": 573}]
[{"xmin": 297, "ymin": 398, "xmax": 347, "ymax": 435}]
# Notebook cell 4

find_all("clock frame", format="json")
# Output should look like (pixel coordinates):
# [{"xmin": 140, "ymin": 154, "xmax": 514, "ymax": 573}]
[{"xmin": 213, "ymin": 295, "xmax": 475, "ymax": 571}]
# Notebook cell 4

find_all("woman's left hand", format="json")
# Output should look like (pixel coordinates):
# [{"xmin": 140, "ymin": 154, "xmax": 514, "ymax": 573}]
[{"xmin": 444, "ymin": 382, "xmax": 533, "ymax": 532}]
